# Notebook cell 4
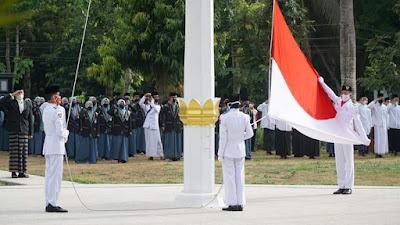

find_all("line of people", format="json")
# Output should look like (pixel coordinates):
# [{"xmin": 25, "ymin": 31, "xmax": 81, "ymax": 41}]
[
  {"xmin": 215, "ymin": 93, "xmax": 400, "ymax": 159},
  {"xmin": 0, "ymin": 91, "xmax": 184, "ymax": 164}
]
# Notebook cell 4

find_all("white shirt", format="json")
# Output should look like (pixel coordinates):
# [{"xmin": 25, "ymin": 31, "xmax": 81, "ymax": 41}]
[
  {"xmin": 256, "ymin": 103, "xmax": 275, "ymax": 130},
  {"xmin": 368, "ymin": 101, "xmax": 389, "ymax": 127},
  {"xmin": 387, "ymin": 103, "xmax": 400, "ymax": 129},
  {"xmin": 139, "ymin": 96, "xmax": 161, "ymax": 130},
  {"xmin": 356, "ymin": 102, "xmax": 372, "ymax": 135},
  {"xmin": 275, "ymin": 119, "xmax": 292, "ymax": 131},
  {"xmin": 41, "ymin": 103, "xmax": 67, "ymax": 155},
  {"xmin": 218, "ymin": 108, "xmax": 254, "ymax": 158}
]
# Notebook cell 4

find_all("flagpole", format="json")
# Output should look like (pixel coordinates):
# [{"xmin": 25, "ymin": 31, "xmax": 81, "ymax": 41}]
[{"xmin": 268, "ymin": 0, "xmax": 276, "ymax": 100}]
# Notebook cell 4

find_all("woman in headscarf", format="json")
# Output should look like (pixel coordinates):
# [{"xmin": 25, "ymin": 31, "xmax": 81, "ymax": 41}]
[
  {"xmin": 89, "ymin": 96, "xmax": 98, "ymax": 112},
  {"xmin": 76, "ymin": 101, "xmax": 99, "ymax": 163},
  {"xmin": 97, "ymin": 98, "xmax": 112, "ymax": 160},
  {"xmin": 109, "ymin": 99, "xmax": 131, "ymax": 163},
  {"xmin": 65, "ymin": 97, "xmax": 80, "ymax": 158},
  {"xmin": 32, "ymin": 97, "xmax": 45, "ymax": 155},
  {"xmin": 0, "ymin": 96, "xmax": 9, "ymax": 151},
  {"xmin": 61, "ymin": 97, "xmax": 69, "ymax": 109}
]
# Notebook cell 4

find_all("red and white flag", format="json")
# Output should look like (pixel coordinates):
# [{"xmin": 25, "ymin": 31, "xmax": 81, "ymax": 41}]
[{"xmin": 268, "ymin": 0, "xmax": 366, "ymax": 145}]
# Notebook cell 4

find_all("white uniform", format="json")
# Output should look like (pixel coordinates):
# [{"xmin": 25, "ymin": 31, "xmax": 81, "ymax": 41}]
[
  {"xmin": 388, "ymin": 103, "xmax": 400, "ymax": 129},
  {"xmin": 356, "ymin": 102, "xmax": 373, "ymax": 136},
  {"xmin": 368, "ymin": 101, "xmax": 389, "ymax": 155},
  {"xmin": 139, "ymin": 96, "xmax": 163, "ymax": 157},
  {"xmin": 41, "ymin": 102, "xmax": 68, "ymax": 207},
  {"xmin": 319, "ymin": 79, "xmax": 369, "ymax": 190},
  {"xmin": 256, "ymin": 103, "xmax": 275, "ymax": 130},
  {"xmin": 218, "ymin": 108, "xmax": 254, "ymax": 206}
]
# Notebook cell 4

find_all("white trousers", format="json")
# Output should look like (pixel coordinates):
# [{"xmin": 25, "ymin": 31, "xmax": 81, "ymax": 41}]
[
  {"xmin": 374, "ymin": 125, "xmax": 389, "ymax": 155},
  {"xmin": 45, "ymin": 154, "xmax": 64, "ymax": 207},
  {"xmin": 222, "ymin": 157, "xmax": 245, "ymax": 206},
  {"xmin": 334, "ymin": 144, "xmax": 354, "ymax": 189},
  {"xmin": 144, "ymin": 128, "xmax": 163, "ymax": 157}
]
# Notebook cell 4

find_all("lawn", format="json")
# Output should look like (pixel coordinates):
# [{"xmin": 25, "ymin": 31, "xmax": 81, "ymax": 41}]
[{"xmin": 0, "ymin": 150, "xmax": 399, "ymax": 186}]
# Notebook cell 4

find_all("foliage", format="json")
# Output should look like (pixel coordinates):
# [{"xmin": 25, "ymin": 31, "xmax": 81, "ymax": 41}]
[
  {"xmin": 0, "ymin": 0, "xmax": 29, "ymax": 27},
  {"xmin": 358, "ymin": 3, "xmax": 400, "ymax": 94}
]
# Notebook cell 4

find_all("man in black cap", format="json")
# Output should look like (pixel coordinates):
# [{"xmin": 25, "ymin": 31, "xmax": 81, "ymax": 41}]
[
  {"xmin": 41, "ymin": 86, "xmax": 69, "ymax": 213},
  {"xmin": 218, "ymin": 94, "xmax": 253, "ymax": 211},
  {"xmin": 0, "ymin": 87, "xmax": 33, "ymax": 178},
  {"xmin": 319, "ymin": 77, "xmax": 370, "ymax": 195}
]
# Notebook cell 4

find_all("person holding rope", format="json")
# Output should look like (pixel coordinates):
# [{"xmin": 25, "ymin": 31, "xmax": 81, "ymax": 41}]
[
  {"xmin": 218, "ymin": 94, "xmax": 254, "ymax": 211},
  {"xmin": 41, "ymin": 86, "xmax": 69, "ymax": 213}
]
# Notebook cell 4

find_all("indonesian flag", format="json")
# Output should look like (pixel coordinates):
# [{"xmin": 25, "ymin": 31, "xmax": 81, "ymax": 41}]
[{"xmin": 268, "ymin": 0, "xmax": 367, "ymax": 145}]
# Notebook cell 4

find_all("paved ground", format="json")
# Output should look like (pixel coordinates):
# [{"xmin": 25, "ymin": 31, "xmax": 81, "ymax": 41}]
[{"xmin": 0, "ymin": 170, "xmax": 399, "ymax": 225}]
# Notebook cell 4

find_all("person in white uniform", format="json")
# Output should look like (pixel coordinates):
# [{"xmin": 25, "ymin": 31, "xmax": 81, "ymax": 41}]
[
  {"xmin": 41, "ymin": 86, "xmax": 69, "ymax": 213},
  {"xmin": 257, "ymin": 99, "xmax": 276, "ymax": 155},
  {"xmin": 387, "ymin": 94, "xmax": 400, "ymax": 155},
  {"xmin": 368, "ymin": 93, "xmax": 389, "ymax": 158},
  {"xmin": 318, "ymin": 78, "xmax": 370, "ymax": 195},
  {"xmin": 139, "ymin": 93, "xmax": 163, "ymax": 160},
  {"xmin": 355, "ymin": 96, "xmax": 372, "ymax": 156},
  {"xmin": 218, "ymin": 94, "xmax": 254, "ymax": 211}
]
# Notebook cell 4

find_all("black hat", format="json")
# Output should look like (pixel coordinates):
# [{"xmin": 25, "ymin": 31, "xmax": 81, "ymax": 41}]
[
  {"xmin": 392, "ymin": 94, "xmax": 398, "ymax": 99},
  {"xmin": 124, "ymin": 92, "xmax": 130, "ymax": 96},
  {"xmin": 385, "ymin": 97, "xmax": 390, "ymax": 101},
  {"xmin": 170, "ymin": 92, "xmax": 177, "ymax": 97},
  {"xmin": 152, "ymin": 91, "xmax": 159, "ymax": 96},
  {"xmin": 377, "ymin": 92, "xmax": 384, "ymax": 97},
  {"xmin": 14, "ymin": 83, "xmax": 23, "ymax": 91},
  {"xmin": 133, "ymin": 92, "xmax": 140, "ymax": 96},
  {"xmin": 44, "ymin": 86, "xmax": 60, "ymax": 95},
  {"xmin": 229, "ymin": 94, "xmax": 240, "ymax": 103},
  {"xmin": 341, "ymin": 85, "xmax": 352, "ymax": 92}
]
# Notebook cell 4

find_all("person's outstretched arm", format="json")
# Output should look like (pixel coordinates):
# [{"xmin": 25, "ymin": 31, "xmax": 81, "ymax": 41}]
[{"xmin": 318, "ymin": 77, "xmax": 340, "ymax": 104}]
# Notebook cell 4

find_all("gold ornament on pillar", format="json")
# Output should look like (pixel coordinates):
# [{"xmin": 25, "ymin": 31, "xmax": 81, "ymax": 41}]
[{"xmin": 178, "ymin": 98, "xmax": 221, "ymax": 126}]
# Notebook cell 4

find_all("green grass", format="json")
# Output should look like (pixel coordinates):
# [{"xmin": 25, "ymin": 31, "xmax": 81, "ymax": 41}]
[{"xmin": 0, "ymin": 150, "xmax": 399, "ymax": 186}]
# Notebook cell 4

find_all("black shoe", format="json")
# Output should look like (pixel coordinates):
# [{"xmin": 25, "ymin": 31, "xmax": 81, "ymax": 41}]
[
  {"xmin": 342, "ymin": 189, "xmax": 352, "ymax": 195},
  {"xmin": 237, "ymin": 205, "xmax": 243, "ymax": 211},
  {"xmin": 329, "ymin": 154, "xmax": 333, "ymax": 157},
  {"xmin": 267, "ymin": 151, "xmax": 273, "ymax": 155},
  {"xmin": 148, "ymin": 157, "xmax": 154, "ymax": 160},
  {"xmin": 46, "ymin": 204, "xmax": 68, "ymax": 213},
  {"xmin": 222, "ymin": 205, "xmax": 239, "ymax": 211},
  {"xmin": 18, "ymin": 173, "xmax": 29, "ymax": 178},
  {"xmin": 309, "ymin": 156, "xmax": 315, "ymax": 159},
  {"xmin": 11, "ymin": 172, "xmax": 18, "ymax": 178},
  {"xmin": 333, "ymin": 189, "xmax": 345, "ymax": 194}
]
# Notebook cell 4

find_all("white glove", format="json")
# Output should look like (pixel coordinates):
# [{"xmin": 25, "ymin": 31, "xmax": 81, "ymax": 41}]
[
  {"xmin": 318, "ymin": 76, "xmax": 324, "ymax": 83},
  {"xmin": 218, "ymin": 156, "xmax": 223, "ymax": 162},
  {"xmin": 62, "ymin": 129, "xmax": 69, "ymax": 139}
]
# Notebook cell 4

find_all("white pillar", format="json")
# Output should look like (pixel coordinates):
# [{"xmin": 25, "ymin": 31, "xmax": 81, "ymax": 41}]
[{"xmin": 175, "ymin": 0, "xmax": 222, "ymax": 208}]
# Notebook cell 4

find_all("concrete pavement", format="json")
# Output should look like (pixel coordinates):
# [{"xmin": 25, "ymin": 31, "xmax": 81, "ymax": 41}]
[{"xmin": 0, "ymin": 170, "xmax": 399, "ymax": 225}]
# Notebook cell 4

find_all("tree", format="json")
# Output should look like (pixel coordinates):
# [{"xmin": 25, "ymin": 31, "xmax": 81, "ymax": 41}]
[
  {"xmin": 340, "ymin": 0, "xmax": 357, "ymax": 99},
  {"xmin": 358, "ymin": 3, "xmax": 400, "ymax": 94}
]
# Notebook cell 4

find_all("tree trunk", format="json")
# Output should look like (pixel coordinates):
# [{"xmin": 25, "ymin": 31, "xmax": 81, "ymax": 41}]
[
  {"xmin": 340, "ymin": 0, "xmax": 356, "ymax": 100},
  {"xmin": 124, "ymin": 68, "xmax": 132, "ymax": 94},
  {"xmin": 5, "ymin": 29, "xmax": 11, "ymax": 73},
  {"xmin": 23, "ymin": 67, "xmax": 31, "ymax": 97},
  {"xmin": 155, "ymin": 68, "xmax": 169, "ymax": 102},
  {"xmin": 233, "ymin": 83, "xmax": 241, "ymax": 94},
  {"xmin": 105, "ymin": 83, "xmax": 113, "ymax": 98},
  {"xmin": 13, "ymin": 25, "xmax": 20, "ymax": 75}
]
